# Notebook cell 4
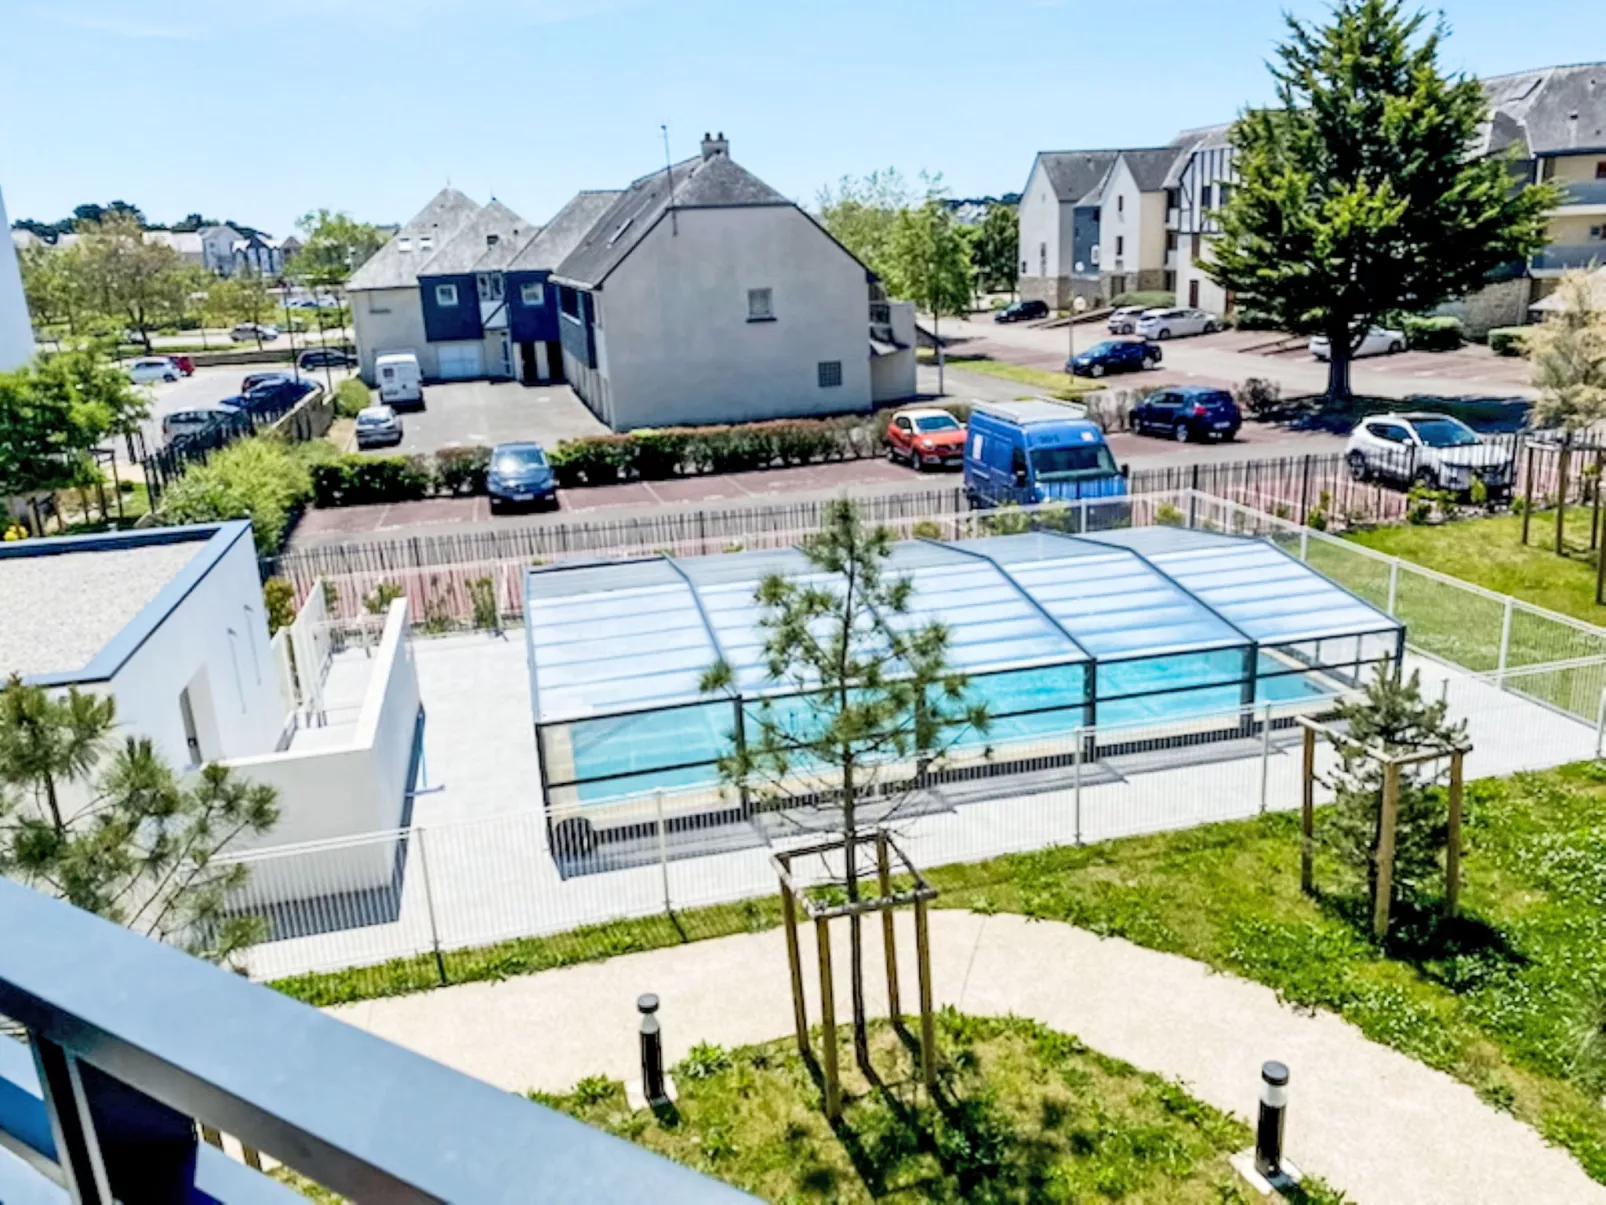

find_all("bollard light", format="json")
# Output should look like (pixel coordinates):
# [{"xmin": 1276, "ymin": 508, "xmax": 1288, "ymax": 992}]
[
  {"xmin": 638, "ymin": 993, "xmax": 667, "ymax": 1106},
  {"xmin": 1254, "ymin": 1060, "xmax": 1290, "ymax": 1178}
]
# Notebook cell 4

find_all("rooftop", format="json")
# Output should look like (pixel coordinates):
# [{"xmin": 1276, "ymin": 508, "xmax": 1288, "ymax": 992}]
[
  {"xmin": 506, "ymin": 190, "xmax": 624, "ymax": 273},
  {"xmin": 419, "ymin": 199, "xmax": 534, "ymax": 276},
  {"xmin": 346, "ymin": 187, "xmax": 482, "ymax": 291}
]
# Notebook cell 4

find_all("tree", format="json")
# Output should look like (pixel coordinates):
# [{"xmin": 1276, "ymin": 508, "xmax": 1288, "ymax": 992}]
[
  {"xmin": 1527, "ymin": 270, "xmax": 1606, "ymax": 558},
  {"xmin": 700, "ymin": 500, "xmax": 987, "ymax": 1075},
  {"xmin": 205, "ymin": 268, "xmax": 276, "ymax": 348},
  {"xmin": 18, "ymin": 242, "xmax": 91, "ymax": 335},
  {"xmin": 291, "ymin": 209, "xmax": 386, "ymax": 293},
  {"xmin": 1207, "ymin": 0, "xmax": 1557, "ymax": 403},
  {"xmin": 76, "ymin": 213, "xmax": 192, "ymax": 350},
  {"xmin": 888, "ymin": 198, "xmax": 973, "ymax": 396},
  {"xmin": 0, "ymin": 345, "xmax": 148, "ymax": 503},
  {"xmin": 1323, "ymin": 664, "xmax": 1465, "ymax": 923},
  {"xmin": 816, "ymin": 170, "xmax": 914, "ymax": 286},
  {"xmin": 0, "ymin": 675, "xmax": 278, "ymax": 966},
  {"xmin": 972, "ymin": 202, "xmax": 1020, "ymax": 297}
]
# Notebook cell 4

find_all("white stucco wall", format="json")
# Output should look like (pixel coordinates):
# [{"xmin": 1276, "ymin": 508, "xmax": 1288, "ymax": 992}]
[
  {"xmin": 1173, "ymin": 235, "xmax": 1228, "ymax": 314},
  {"xmin": 597, "ymin": 206, "xmax": 873, "ymax": 429},
  {"xmin": 871, "ymin": 299, "xmax": 917, "ymax": 403},
  {"xmin": 0, "ymin": 185, "xmax": 35, "ymax": 371},
  {"xmin": 352, "ymin": 287, "xmax": 433, "ymax": 383},
  {"xmin": 1099, "ymin": 158, "xmax": 1141, "ymax": 282},
  {"xmin": 1017, "ymin": 159, "xmax": 1063, "ymax": 283}
]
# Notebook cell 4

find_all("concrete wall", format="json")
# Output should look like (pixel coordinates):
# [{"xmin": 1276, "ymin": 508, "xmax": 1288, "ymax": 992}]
[
  {"xmin": 1435, "ymin": 277, "xmax": 1535, "ymax": 336},
  {"xmin": 0, "ymin": 185, "xmax": 34, "ymax": 371},
  {"xmin": 353, "ymin": 287, "xmax": 433, "ymax": 383},
  {"xmin": 597, "ymin": 206, "xmax": 873, "ymax": 429}
]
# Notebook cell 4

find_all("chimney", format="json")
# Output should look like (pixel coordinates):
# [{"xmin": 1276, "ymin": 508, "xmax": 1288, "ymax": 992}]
[{"xmin": 700, "ymin": 131, "xmax": 729, "ymax": 160}]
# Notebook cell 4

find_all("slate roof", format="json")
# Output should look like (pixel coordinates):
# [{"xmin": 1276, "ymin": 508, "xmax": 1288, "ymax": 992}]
[
  {"xmin": 1033, "ymin": 150, "xmax": 1121, "ymax": 204},
  {"xmin": 1121, "ymin": 145, "xmax": 1189, "ymax": 192},
  {"xmin": 416, "ymin": 200, "xmax": 533, "ymax": 276},
  {"xmin": 554, "ymin": 151, "xmax": 790, "ymax": 287},
  {"xmin": 506, "ymin": 190, "xmax": 622, "ymax": 272},
  {"xmin": 346, "ymin": 187, "xmax": 481, "ymax": 291},
  {"xmin": 1479, "ymin": 62, "xmax": 1606, "ymax": 156}
]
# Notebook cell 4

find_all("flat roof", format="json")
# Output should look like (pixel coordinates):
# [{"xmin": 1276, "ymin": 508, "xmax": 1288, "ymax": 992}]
[{"xmin": 0, "ymin": 523, "xmax": 250, "ymax": 684}]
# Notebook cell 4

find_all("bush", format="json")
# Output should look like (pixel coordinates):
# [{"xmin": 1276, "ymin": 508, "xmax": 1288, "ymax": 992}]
[
  {"xmin": 333, "ymin": 378, "xmax": 371, "ymax": 418},
  {"xmin": 1234, "ymin": 377, "xmax": 1283, "ymax": 418},
  {"xmin": 1402, "ymin": 314, "xmax": 1465, "ymax": 352},
  {"xmin": 433, "ymin": 445, "xmax": 491, "ymax": 496},
  {"xmin": 159, "ymin": 436, "xmax": 313, "ymax": 555},
  {"xmin": 1109, "ymin": 290, "xmax": 1173, "ymax": 310},
  {"xmin": 262, "ymin": 578, "xmax": 297, "ymax": 633},
  {"xmin": 311, "ymin": 455, "xmax": 432, "ymax": 508},
  {"xmin": 1488, "ymin": 326, "xmax": 1531, "ymax": 357}
]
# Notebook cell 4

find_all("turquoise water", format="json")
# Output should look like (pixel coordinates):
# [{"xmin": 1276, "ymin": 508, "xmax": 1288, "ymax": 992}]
[{"xmin": 556, "ymin": 652, "xmax": 1333, "ymax": 803}]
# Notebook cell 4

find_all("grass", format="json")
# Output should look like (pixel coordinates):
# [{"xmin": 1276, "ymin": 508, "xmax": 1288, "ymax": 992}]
[
  {"xmin": 925, "ymin": 763, "xmax": 1606, "ymax": 1183},
  {"xmin": 918, "ymin": 351, "xmax": 1100, "ymax": 400},
  {"xmin": 538, "ymin": 1014, "xmax": 1346, "ymax": 1203}
]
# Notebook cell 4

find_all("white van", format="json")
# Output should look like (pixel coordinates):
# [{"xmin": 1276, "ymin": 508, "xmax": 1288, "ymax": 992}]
[{"xmin": 375, "ymin": 351, "xmax": 424, "ymax": 409}]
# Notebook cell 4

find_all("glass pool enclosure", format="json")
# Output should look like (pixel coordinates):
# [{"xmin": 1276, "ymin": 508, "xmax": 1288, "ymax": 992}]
[{"xmin": 523, "ymin": 527, "xmax": 1404, "ymax": 812}]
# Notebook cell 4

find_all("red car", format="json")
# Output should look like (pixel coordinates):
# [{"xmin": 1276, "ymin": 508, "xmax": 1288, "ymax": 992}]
[
  {"xmin": 886, "ymin": 407, "xmax": 966, "ymax": 470},
  {"xmin": 168, "ymin": 354, "xmax": 195, "ymax": 376}
]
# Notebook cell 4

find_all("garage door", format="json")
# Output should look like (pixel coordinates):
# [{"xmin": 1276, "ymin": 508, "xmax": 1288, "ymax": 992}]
[{"xmin": 436, "ymin": 342, "xmax": 483, "ymax": 380}]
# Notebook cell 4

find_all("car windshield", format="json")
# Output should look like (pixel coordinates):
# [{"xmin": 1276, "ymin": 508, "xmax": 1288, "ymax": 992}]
[
  {"xmin": 1411, "ymin": 418, "xmax": 1478, "ymax": 448},
  {"xmin": 1031, "ymin": 443, "xmax": 1119, "ymax": 481},
  {"xmin": 1087, "ymin": 342, "xmax": 1121, "ymax": 355},
  {"xmin": 914, "ymin": 415, "xmax": 959, "ymax": 433},
  {"xmin": 356, "ymin": 411, "xmax": 391, "ymax": 426},
  {"xmin": 493, "ymin": 448, "xmax": 547, "ymax": 470}
]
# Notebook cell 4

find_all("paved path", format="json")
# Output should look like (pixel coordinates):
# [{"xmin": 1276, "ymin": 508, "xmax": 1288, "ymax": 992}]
[{"xmin": 331, "ymin": 910, "xmax": 1602, "ymax": 1205}]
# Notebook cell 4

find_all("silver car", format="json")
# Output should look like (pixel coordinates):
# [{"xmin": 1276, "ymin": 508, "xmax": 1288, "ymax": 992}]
[
  {"xmin": 1135, "ymin": 307, "xmax": 1219, "ymax": 340},
  {"xmin": 1107, "ymin": 306, "xmax": 1147, "ymax": 335},
  {"xmin": 354, "ymin": 404, "xmax": 404, "ymax": 449}
]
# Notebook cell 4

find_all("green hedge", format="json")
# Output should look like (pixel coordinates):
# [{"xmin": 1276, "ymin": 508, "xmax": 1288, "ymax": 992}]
[
  {"xmin": 1109, "ymin": 290, "xmax": 1173, "ymax": 310},
  {"xmin": 1488, "ymin": 326, "xmax": 1531, "ymax": 357},
  {"xmin": 159, "ymin": 437, "xmax": 316, "ymax": 555},
  {"xmin": 311, "ymin": 455, "xmax": 432, "ymax": 508},
  {"xmin": 1402, "ymin": 314, "xmax": 1465, "ymax": 351},
  {"xmin": 333, "ymin": 378, "xmax": 371, "ymax": 418}
]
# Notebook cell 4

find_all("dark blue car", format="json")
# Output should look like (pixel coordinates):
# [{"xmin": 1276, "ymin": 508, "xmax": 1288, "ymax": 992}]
[
  {"xmin": 1067, "ymin": 339, "xmax": 1161, "ymax": 378},
  {"xmin": 487, "ymin": 442, "xmax": 558, "ymax": 513},
  {"xmin": 1129, "ymin": 386, "xmax": 1242, "ymax": 443}
]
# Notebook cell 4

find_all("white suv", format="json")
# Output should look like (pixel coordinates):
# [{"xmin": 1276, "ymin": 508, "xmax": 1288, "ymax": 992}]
[
  {"xmin": 1136, "ymin": 307, "xmax": 1218, "ymax": 340},
  {"xmin": 1107, "ymin": 305, "xmax": 1146, "ymax": 334},
  {"xmin": 1345, "ymin": 412, "xmax": 1514, "ymax": 494}
]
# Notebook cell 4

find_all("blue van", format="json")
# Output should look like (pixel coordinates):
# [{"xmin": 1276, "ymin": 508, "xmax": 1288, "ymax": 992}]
[{"xmin": 962, "ymin": 399, "xmax": 1128, "ymax": 506}]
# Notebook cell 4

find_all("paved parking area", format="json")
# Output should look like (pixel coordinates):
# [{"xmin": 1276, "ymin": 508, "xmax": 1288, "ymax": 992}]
[{"xmin": 353, "ymin": 379, "xmax": 608, "ymax": 455}]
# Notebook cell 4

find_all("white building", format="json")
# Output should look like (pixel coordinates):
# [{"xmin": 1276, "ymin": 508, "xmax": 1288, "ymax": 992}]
[
  {"xmin": 551, "ymin": 132, "xmax": 916, "ymax": 430},
  {"xmin": 0, "ymin": 185, "xmax": 35, "ymax": 370},
  {"xmin": 143, "ymin": 224, "xmax": 242, "ymax": 275},
  {"xmin": 1164, "ymin": 124, "xmax": 1237, "ymax": 317}
]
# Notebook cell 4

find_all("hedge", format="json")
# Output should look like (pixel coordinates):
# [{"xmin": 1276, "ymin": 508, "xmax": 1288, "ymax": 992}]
[
  {"xmin": 333, "ymin": 378, "xmax": 371, "ymax": 418},
  {"xmin": 159, "ymin": 437, "xmax": 318, "ymax": 555},
  {"xmin": 1402, "ymin": 314, "xmax": 1464, "ymax": 351},
  {"xmin": 1488, "ymin": 326, "xmax": 1530, "ymax": 357},
  {"xmin": 1109, "ymin": 290, "xmax": 1173, "ymax": 310},
  {"xmin": 312, "ymin": 456, "xmax": 432, "ymax": 508}
]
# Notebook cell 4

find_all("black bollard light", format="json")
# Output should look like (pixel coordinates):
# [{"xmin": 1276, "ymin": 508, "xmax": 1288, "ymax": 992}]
[
  {"xmin": 638, "ymin": 993, "xmax": 667, "ymax": 1106},
  {"xmin": 1254, "ymin": 1060, "xmax": 1290, "ymax": 1178}
]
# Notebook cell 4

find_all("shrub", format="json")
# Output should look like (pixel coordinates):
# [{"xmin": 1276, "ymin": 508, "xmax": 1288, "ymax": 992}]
[
  {"xmin": 333, "ymin": 378, "xmax": 371, "ymax": 419},
  {"xmin": 468, "ymin": 576, "xmax": 499, "ymax": 630},
  {"xmin": 1402, "ymin": 314, "xmax": 1465, "ymax": 351},
  {"xmin": 312, "ymin": 455, "xmax": 431, "ymax": 508},
  {"xmin": 159, "ymin": 436, "xmax": 313, "ymax": 555},
  {"xmin": 1233, "ymin": 377, "xmax": 1283, "ymax": 418},
  {"xmin": 1488, "ymin": 326, "xmax": 1530, "ymax": 357},
  {"xmin": 364, "ymin": 581, "xmax": 403, "ymax": 615},
  {"xmin": 434, "ymin": 445, "xmax": 491, "ymax": 496},
  {"xmin": 263, "ymin": 578, "xmax": 297, "ymax": 634},
  {"xmin": 1109, "ymin": 290, "xmax": 1173, "ymax": 310}
]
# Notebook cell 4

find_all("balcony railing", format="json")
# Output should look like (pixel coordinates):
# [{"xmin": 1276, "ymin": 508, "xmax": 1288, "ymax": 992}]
[
  {"xmin": 1556, "ymin": 179, "xmax": 1606, "ymax": 208},
  {"xmin": 0, "ymin": 876, "xmax": 751, "ymax": 1202},
  {"xmin": 1531, "ymin": 243, "xmax": 1606, "ymax": 273}
]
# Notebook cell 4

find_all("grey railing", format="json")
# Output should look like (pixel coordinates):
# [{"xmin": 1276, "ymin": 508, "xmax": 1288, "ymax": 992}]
[
  {"xmin": 0, "ymin": 876, "xmax": 750, "ymax": 1203},
  {"xmin": 1557, "ymin": 179, "xmax": 1606, "ymax": 207},
  {"xmin": 1531, "ymin": 243, "xmax": 1604, "ymax": 272}
]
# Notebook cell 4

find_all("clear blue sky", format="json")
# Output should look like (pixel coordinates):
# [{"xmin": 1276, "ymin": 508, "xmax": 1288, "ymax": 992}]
[{"xmin": 0, "ymin": 0, "xmax": 1591, "ymax": 238}]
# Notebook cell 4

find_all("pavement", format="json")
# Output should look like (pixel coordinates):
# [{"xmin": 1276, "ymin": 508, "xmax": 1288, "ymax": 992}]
[
  {"xmin": 354, "ymin": 378, "xmax": 608, "ymax": 456},
  {"xmin": 330, "ymin": 908, "xmax": 1604, "ymax": 1205}
]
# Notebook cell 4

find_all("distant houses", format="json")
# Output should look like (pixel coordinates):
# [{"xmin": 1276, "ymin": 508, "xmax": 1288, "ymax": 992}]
[
  {"xmin": 11, "ymin": 221, "xmax": 296, "ymax": 278},
  {"xmin": 346, "ymin": 133, "xmax": 917, "ymax": 430}
]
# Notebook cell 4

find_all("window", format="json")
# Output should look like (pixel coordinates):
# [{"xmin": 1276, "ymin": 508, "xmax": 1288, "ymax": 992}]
[
  {"xmin": 1166, "ymin": 229, "xmax": 1178, "ymax": 251},
  {"xmin": 1115, "ymin": 236, "xmax": 1125, "ymax": 257},
  {"xmin": 1038, "ymin": 242, "xmax": 1047, "ymax": 275},
  {"xmin": 477, "ymin": 273, "xmax": 503, "ymax": 303},
  {"xmin": 1191, "ymin": 233, "xmax": 1202, "ymax": 258},
  {"xmin": 521, "ymin": 281, "xmax": 545, "ymax": 306},
  {"xmin": 559, "ymin": 287, "xmax": 580, "ymax": 319},
  {"xmin": 1591, "ymin": 225, "xmax": 1604, "ymax": 241},
  {"xmin": 1020, "ymin": 259, "xmax": 1028, "ymax": 275},
  {"xmin": 419, "ymin": 234, "xmax": 434, "ymax": 251},
  {"xmin": 397, "ymin": 236, "xmax": 412, "ymax": 252},
  {"xmin": 894, "ymin": 416, "xmax": 912, "ymax": 432},
  {"xmin": 179, "ymin": 689, "xmax": 202, "ymax": 765},
  {"xmin": 1117, "ymin": 194, "xmax": 1125, "ymax": 214},
  {"xmin": 1216, "ymin": 183, "xmax": 1231, "ymax": 206},
  {"xmin": 747, "ymin": 287, "xmax": 774, "ymax": 321},
  {"xmin": 1201, "ymin": 184, "xmax": 1214, "ymax": 207},
  {"xmin": 435, "ymin": 283, "xmax": 459, "ymax": 308},
  {"xmin": 1597, "ymin": 161, "xmax": 1606, "ymax": 180},
  {"xmin": 817, "ymin": 360, "xmax": 843, "ymax": 388}
]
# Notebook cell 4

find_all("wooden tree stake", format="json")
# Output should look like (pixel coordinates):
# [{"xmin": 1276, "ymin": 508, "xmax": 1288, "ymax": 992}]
[
  {"xmin": 1300, "ymin": 724, "xmax": 1317, "ymax": 896},
  {"xmin": 876, "ymin": 831, "xmax": 901, "ymax": 1022},
  {"xmin": 780, "ymin": 878, "xmax": 809, "ymax": 1056},
  {"xmin": 914, "ymin": 896, "xmax": 936, "ymax": 1091},
  {"xmin": 1374, "ymin": 761, "xmax": 1401, "ymax": 939},
  {"xmin": 1444, "ymin": 749, "xmax": 1464, "ymax": 919},
  {"xmin": 816, "ymin": 916, "xmax": 840, "ymax": 1120}
]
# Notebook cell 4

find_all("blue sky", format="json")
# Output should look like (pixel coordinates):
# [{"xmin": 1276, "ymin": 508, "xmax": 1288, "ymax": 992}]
[{"xmin": 0, "ymin": 0, "xmax": 1590, "ymax": 238}]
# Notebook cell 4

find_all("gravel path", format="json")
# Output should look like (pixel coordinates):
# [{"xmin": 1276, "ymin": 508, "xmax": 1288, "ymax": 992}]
[{"xmin": 332, "ymin": 910, "xmax": 1604, "ymax": 1204}]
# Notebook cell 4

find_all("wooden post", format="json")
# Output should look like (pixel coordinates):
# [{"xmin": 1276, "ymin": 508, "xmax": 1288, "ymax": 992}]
[
  {"xmin": 1592, "ymin": 448, "xmax": 1603, "ymax": 550},
  {"xmin": 780, "ymin": 880, "xmax": 809, "ymax": 1057},
  {"xmin": 1300, "ymin": 725, "xmax": 1317, "ymax": 896},
  {"xmin": 914, "ymin": 896, "xmax": 936, "ymax": 1092},
  {"xmin": 1521, "ymin": 445, "xmax": 1535, "ymax": 546},
  {"xmin": 875, "ymin": 831, "xmax": 901, "ymax": 1023},
  {"xmin": 1374, "ymin": 761, "xmax": 1401, "ymax": 939},
  {"xmin": 816, "ymin": 916, "xmax": 840, "ymax": 1120},
  {"xmin": 1445, "ymin": 750, "xmax": 1464, "ymax": 920}
]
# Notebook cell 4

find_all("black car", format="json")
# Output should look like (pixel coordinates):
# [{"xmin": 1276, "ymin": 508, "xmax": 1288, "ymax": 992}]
[
  {"xmin": 1129, "ymin": 386, "xmax": 1242, "ymax": 443},
  {"xmin": 1068, "ymin": 339, "xmax": 1161, "ymax": 378},
  {"xmin": 995, "ymin": 299, "xmax": 1050, "ymax": 323},
  {"xmin": 298, "ymin": 347, "xmax": 358, "ymax": 370}
]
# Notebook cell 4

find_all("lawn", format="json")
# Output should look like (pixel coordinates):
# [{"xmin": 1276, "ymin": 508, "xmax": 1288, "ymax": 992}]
[
  {"xmin": 918, "ymin": 351, "xmax": 1100, "ymax": 400},
  {"xmin": 539, "ymin": 1014, "xmax": 1344, "ymax": 1203}
]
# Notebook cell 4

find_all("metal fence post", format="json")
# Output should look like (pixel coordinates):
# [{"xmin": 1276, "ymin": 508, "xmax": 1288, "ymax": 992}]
[
  {"xmin": 655, "ymin": 790, "xmax": 671, "ymax": 915},
  {"xmin": 1299, "ymin": 529, "xmax": 1309, "ymax": 563},
  {"xmin": 1073, "ymin": 730, "xmax": 1084, "ymax": 845},
  {"xmin": 1386, "ymin": 559, "xmax": 1400, "ymax": 616},
  {"xmin": 1596, "ymin": 688, "xmax": 1606, "ymax": 761},
  {"xmin": 1497, "ymin": 598, "xmax": 1513, "ymax": 686},
  {"xmin": 1079, "ymin": 496, "xmax": 1090, "ymax": 534},
  {"xmin": 415, "ymin": 826, "xmax": 447, "ymax": 986},
  {"xmin": 1259, "ymin": 702, "xmax": 1273, "ymax": 814}
]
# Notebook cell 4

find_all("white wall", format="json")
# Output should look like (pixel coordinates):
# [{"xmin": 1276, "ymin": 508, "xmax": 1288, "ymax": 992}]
[
  {"xmin": 870, "ymin": 300, "xmax": 917, "ymax": 403},
  {"xmin": 599, "ymin": 206, "xmax": 873, "ymax": 429},
  {"xmin": 0, "ymin": 185, "xmax": 34, "ymax": 371},
  {"xmin": 1017, "ymin": 159, "xmax": 1063, "ymax": 282},
  {"xmin": 353, "ymin": 287, "xmax": 433, "ymax": 383},
  {"xmin": 1174, "ymin": 234, "xmax": 1228, "ymax": 314},
  {"xmin": 1098, "ymin": 158, "xmax": 1141, "ymax": 282}
]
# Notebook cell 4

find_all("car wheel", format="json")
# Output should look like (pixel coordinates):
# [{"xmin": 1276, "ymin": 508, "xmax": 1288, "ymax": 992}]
[
  {"xmin": 885, "ymin": 445, "xmax": 898, "ymax": 462},
  {"xmin": 1173, "ymin": 422, "xmax": 1191, "ymax": 443},
  {"xmin": 1204, "ymin": 320, "xmax": 1219, "ymax": 333},
  {"xmin": 1389, "ymin": 341, "xmax": 1404, "ymax": 354},
  {"xmin": 1128, "ymin": 411, "xmax": 1141, "ymax": 431},
  {"xmin": 1090, "ymin": 363, "xmax": 1105, "ymax": 378},
  {"xmin": 488, "ymin": 498, "xmax": 504, "ymax": 515},
  {"xmin": 1157, "ymin": 328, "xmax": 1172, "ymax": 340},
  {"xmin": 1347, "ymin": 451, "xmax": 1370, "ymax": 482}
]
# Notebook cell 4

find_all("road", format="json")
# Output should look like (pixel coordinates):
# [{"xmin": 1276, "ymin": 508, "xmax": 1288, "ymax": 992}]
[{"xmin": 130, "ymin": 362, "xmax": 356, "ymax": 451}]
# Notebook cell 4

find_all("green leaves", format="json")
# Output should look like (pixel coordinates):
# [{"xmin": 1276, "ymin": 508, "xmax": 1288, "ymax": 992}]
[{"xmin": 0, "ymin": 344, "xmax": 147, "ymax": 498}]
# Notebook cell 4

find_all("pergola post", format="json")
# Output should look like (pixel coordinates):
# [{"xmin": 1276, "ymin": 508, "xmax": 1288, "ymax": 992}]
[
  {"xmin": 815, "ymin": 916, "xmax": 840, "ymax": 1121},
  {"xmin": 1373, "ymin": 760, "xmax": 1401, "ymax": 939},
  {"xmin": 1444, "ymin": 749, "xmax": 1464, "ymax": 919}
]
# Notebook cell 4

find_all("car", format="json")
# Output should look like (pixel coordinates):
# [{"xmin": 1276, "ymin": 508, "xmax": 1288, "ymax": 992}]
[
  {"xmin": 885, "ymin": 407, "xmax": 965, "ymax": 470},
  {"xmin": 1344, "ymin": 412, "xmax": 1514, "ymax": 494},
  {"xmin": 963, "ymin": 399, "xmax": 1126, "ymax": 505},
  {"xmin": 995, "ymin": 299, "xmax": 1050, "ymax": 324},
  {"xmin": 354, "ymin": 405, "xmax": 404, "ymax": 449},
  {"xmin": 1068, "ymin": 339, "xmax": 1161, "ymax": 378},
  {"xmin": 1106, "ymin": 306, "xmax": 1148, "ymax": 335},
  {"xmin": 487, "ymin": 442, "xmax": 558, "ymax": 511},
  {"xmin": 1135, "ymin": 308, "xmax": 1219, "ymax": 340},
  {"xmin": 1129, "ymin": 386, "xmax": 1242, "ymax": 442},
  {"xmin": 297, "ymin": 347, "xmax": 357, "ymax": 370},
  {"xmin": 127, "ymin": 357, "xmax": 180, "ymax": 384},
  {"xmin": 242, "ymin": 371, "xmax": 293, "ymax": 393},
  {"xmin": 230, "ymin": 322, "xmax": 280, "ymax": 342},
  {"xmin": 161, "ymin": 405, "xmax": 237, "ymax": 443},
  {"xmin": 244, "ymin": 377, "xmax": 314, "ymax": 411},
  {"xmin": 1309, "ymin": 326, "xmax": 1406, "ymax": 361}
]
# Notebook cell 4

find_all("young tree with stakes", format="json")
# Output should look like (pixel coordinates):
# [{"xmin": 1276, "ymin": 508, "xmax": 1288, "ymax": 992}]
[
  {"xmin": 0, "ymin": 676, "xmax": 278, "ymax": 966},
  {"xmin": 1207, "ymin": 0, "xmax": 1556, "ymax": 404},
  {"xmin": 700, "ymin": 500, "xmax": 987, "ymax": 1076}
]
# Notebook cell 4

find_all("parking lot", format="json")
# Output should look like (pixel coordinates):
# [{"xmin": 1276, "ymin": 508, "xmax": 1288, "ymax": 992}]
[
  {"xmin": 349, "ymin": 379, "xmax": 608, "ymax": 455},
  {"xmin": 133, "ymin": 363, "xmax": 357, "ymax": 451}
]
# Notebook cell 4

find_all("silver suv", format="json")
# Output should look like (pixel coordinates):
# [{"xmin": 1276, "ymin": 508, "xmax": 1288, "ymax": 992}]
[{"xmin": 1344, "ymin": 412, "xmax": 1513, "ymax": 494}]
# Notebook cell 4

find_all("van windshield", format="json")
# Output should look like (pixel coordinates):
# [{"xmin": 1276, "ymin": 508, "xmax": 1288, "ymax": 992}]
[{"xmin": 1031, "ymin": 444, "xmax": 1119, "ymax": 481}]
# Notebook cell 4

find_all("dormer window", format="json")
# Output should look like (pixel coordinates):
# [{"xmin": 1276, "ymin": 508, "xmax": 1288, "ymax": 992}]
[
  {"xmin": 419, "ymin": 234, "xmax": 434, "ymax": 251},
  {"xmin": 397, "ymin": 236, "xmax": 412, "ymax": 252},
  {"xmin": 435, "ymin": 283, "xmax": 458, "ymax": 308}
]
